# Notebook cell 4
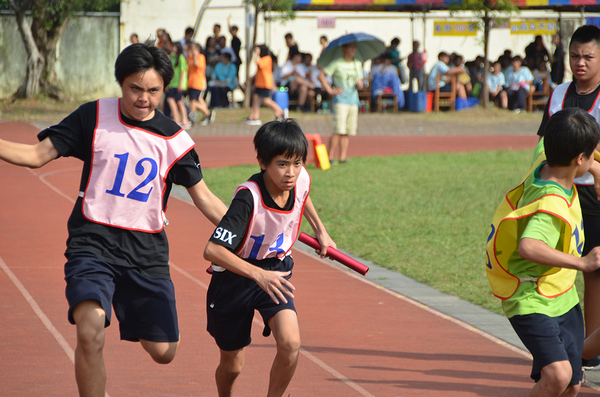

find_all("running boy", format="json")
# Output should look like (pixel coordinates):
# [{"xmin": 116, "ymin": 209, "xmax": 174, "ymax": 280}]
[
  {"xmin": 203, "ymin": 119, "xmax": 335, "ymax": 397},
  {"xmin": 486, "ymin": 108, "xmax": 600, "ymax": 397},
  {"xmin": 537, "ymin": 26, "xmax": 600, "ymax": 358},
  {"xmin": 0, "ymin": 42, "xmax": 228, "ymax": 396}
]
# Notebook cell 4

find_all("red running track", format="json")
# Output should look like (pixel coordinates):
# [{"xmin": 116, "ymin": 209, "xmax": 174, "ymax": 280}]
[{"xmin": 1, "ymin": 122, "xmax": 596, "ymax": 396}]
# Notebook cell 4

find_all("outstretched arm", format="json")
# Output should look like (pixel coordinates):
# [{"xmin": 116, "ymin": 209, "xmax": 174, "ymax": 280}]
[
  {"xmin": 0, "ymin": 136, "xmax": 58, "ymax": 168},
  {"xmin": 303, "ymin": 196, "xmax": 336, "ymax": 257},
  {"xmin": 186, "ymin": 179, "xmax": 228, "ymax": 226},
  {"xmin": 204, "ymin": 241, "xmax": 295, "ymax": 304}
]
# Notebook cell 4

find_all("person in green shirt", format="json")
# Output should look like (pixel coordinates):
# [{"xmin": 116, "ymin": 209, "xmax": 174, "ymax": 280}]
[
  {"xmin": 318, "ymin": 43, "xmax": 363, "ymax": 165},
  {"xmin": 166, "ymin": 42, "xmax": 190, "ymax": 129},
  {"xmin": 488, "ymin": 107, "xmax": 600, "ymax": 397}
]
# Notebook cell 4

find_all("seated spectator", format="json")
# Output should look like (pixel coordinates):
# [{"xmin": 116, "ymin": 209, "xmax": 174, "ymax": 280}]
[
  {"xmin": 532, "ymin": 57, "xmax": 552, "ymax": 91},
  {"xmin": 204, "ymin": 36, "xmax": 221, "ymax": 80},
  {"xmin": 279, "ymin": 52, "xmax": 314, "ymax": 112},
  {"xmin": 427, "ymin": 51, "xmax": 467, "ymax": 99},
  {"xmin": 217, "ymin": 35, "xmax": 238, "ymax": 64},
  {"xmin": 503, "ymin": 55, "xmax": 534, "ymax": 113},
  {"xmin": 208, "ymin": 52, "xmax": 237, "ymax": 108},
  {"xmin": 487, "ymin": 60, "xmax": 507, "ymax": 109},
  {"xmin": 369, "ymin": 56, "xmax": 385, "ymax": 80},
  {"xmin": 452, "ymin": 54, "xmax": 472, "ymax": 95},
  {"xmin": 379, "ymin": 52, "xmax": 399, "ymax": 76},
  {"xmin": 499, "ymin": 55, "xmax": 513, "ymax": 80}
]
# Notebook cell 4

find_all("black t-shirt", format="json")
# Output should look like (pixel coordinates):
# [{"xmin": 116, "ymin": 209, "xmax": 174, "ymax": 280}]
[
  {"xmin": 209, "ymin": 172, "xmax": 295, "ymax": 258},
  {"xmin": 537, "ymin": 83, "xmax": 600, "ymax": 217},
  {"xmin": 287, "ymin": 43, "xmax": 299, "ymax": 61},
  {"xmin": 231, "ymin": 36, "xmax": 242, "ymax": 64},
  {"xmin": 38, "ymin": 101, "xmax": 203, "ymax": 279}
]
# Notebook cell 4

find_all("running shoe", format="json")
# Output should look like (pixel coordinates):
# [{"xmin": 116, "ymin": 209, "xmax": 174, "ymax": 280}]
[{"xmin": 243, "ymin": 119, "xmax": 262, "ymax": 126}]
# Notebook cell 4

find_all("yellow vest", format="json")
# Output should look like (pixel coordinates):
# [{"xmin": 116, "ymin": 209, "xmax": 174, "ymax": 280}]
[{"xmin": 485, "ymin": 153, "xmax": 583, "ymax": 300}]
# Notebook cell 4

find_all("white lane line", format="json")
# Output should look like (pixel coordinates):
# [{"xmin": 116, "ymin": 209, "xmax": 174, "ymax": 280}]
[
  {"xmin": 0, "ymin": 255, "xmax": 75, "ymax": 364},
  {"xmin": 169, "ymin": 261, "xmax": 375, "ymax": 397}
]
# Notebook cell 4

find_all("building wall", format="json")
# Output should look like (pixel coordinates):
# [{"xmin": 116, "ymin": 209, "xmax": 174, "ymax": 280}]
[{"xmin": 0, "ymin": 12, "xmax": 120, "ymax": 100}]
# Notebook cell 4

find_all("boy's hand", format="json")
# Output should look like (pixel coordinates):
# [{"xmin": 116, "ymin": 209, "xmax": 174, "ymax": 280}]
[
  {"xmin": 314, "ymin": 231, "xmax": 336, "ymax": 258},
  {"xmin": 582, "ymin": 247, "xmax": 600, "ymax": 272},
  {"xmin": 255, "ymin": 270, "xmax": 295, "ymax": 304}
]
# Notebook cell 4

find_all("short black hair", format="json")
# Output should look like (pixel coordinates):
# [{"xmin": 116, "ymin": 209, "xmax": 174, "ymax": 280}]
[
  {"xmin": 391, "ymin": 37, "xmax": 400, "ymax": 46},
  {"xmin": 221, "ymin": 52, "xmax": 232, "ymax": 61},
  {"xmin": 185, "ymin": 27, "xmax": 194, "ymax": 36},
  {"xmin": 254, "ymin": 119, "xmax": 308, "ymax": 166},
  {"xmin": 256, "ymin": 44, "xmax": 270, "ymax": 58},
  {"xmin": 544, "ymin": 107, "xmax": 600, "ymax": 167},
  {"xmin": 115, "ymin": 41, "xmax": 174, "ymax": 89},
  {"xmin": 285, "ymin": 33, "xmax": 293, "ymax": 40},
  {"xmin": 570, "ymin": 25, "xmax": 600, "ymax": 49},
  {"xmin": 438, "ymin": 51, "xmax": 449, "ymax": 60}
]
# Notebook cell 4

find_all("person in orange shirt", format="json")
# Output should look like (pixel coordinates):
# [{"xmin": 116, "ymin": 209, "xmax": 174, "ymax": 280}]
[
  {"xmin": 244, "ymin": 45, "xmax": 285, "ymax": 126},
  {"xmin": 187, "ymin": 42, "xmax": 214, "ymax": 125}
]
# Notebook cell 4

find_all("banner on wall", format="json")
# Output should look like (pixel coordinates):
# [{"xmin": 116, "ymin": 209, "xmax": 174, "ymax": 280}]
[
  {"xmin": 509, "ymin": 20, "xmax": 557, "ymax": 35},
  {"xmin": 433, "ymin": 21, "xmax": 477, "ymax": 36}
]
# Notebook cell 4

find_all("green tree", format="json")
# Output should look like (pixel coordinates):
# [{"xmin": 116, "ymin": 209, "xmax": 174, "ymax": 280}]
[
  {"xmin": 449, "ymin": 0, "xmax": 519, "ymax": 109},
  {"xmin": 5, "ymin": 0, "xmax": 119, "ymax": 100},
  {"xmin": 242, "ymin": 0, "xmax": 295, "ymax": 106}
]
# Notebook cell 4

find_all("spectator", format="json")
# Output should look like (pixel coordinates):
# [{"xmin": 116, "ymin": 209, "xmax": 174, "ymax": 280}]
[
  {"xmin": 129, "ymin": 33, "xmax": 139, "ymax": 44},
  {"xmin": 487, "ymin": 60, "xmax": 507, "ymax": 108},
  {"xmin": 228, "ymin": 16, "xmax": 242, "ymax": 77},
  {"xmin": 452, "ymin": 54, "xmax": 472, "ymax": 96},
  {"xmin": 320, "ymin": 35, "xmax": 328, "ymax": 56},
  {"xmin": 204, "ymin": 36, "xmax": 221, "ymax": 80},
  {"xmin": 217, "ymin": 35, "xmax": 237, "ymax": 64},
  {"xmin": 179, "ymin": 26, "xmax": 194, "ymax": 55},
  {"xmin": 156, "ymin": 29, "xmax": 171, "ymax": 53},
  {"xmin": 279, "ymin": 52, "xmax": 314, "ymax": 112},
  {"xmin": 208, "ymin": 53, "xmax": 237, "ymax": 108},
  {"xmin": 318, "ymin": 42, "xmax": 364, "ymax": 165},
  {"xmin": 285, "ymin": 32, "xmax": 300, "ymax": 61},
  {"xmin": 387, "ymin": 38, "xmax": 402, "ymax": 68},
  {"xmin": 551, "ymin": 34, "xmax": 565, "ymax": 86},
  {"xmin": 369, "ymin": 56, "xmax": 384, "ymax": 80},
  {"xmin": 525, "ymin": 35, "xmax": 550, "ymax": 63},
  {"xmin": 407, "ymin": 40, "xmax": 425, "ymax": 90},
  {"xmin": 187, "ymin": 42, "xmax": 214, "ymax": 125},
  {"xmin": 500, "ymin": 54, "xmax": 513, "ymax": 79},
  {"xmin": 503, "ymin": 55, "xmax": 534, "ymax": 113},
  {"xmin": 379, "ymin": 52, "xmax": 399, "ymax": 76},
  {"xmin": 213, "ymin": 23, "xmax": 221, "ymax": 43},
  {"xmin": 427, "ymin": 51, "xmax": 467, "ymax": 99},
  {"xmin": 244, "ymin": 45, "xmax": 285, "ymax": 125},
  {"xmin": 532, "ymin": 57, "xmax": 551, "ymax": 91},
  {"xmin": 166, "ymin": 42, "xmax": 190, "ymax": 129}
]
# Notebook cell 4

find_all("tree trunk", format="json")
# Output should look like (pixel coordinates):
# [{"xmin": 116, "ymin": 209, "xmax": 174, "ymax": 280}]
[
  {"xmin": 11, "ymin": 2, "xmax": 44, "ymax": 100},
  {"xmin": 482, "ymin": 12, "xmax": 490, "ymax": 109},
  {"xmin": 31, "ymin": 10, "xmax": 69, "ymax": 99}
]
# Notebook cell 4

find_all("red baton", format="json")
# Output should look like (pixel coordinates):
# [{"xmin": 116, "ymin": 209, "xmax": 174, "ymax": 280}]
[{"xmin": 298, "ymin": 232, "xmax": 369, "ymax": 276}]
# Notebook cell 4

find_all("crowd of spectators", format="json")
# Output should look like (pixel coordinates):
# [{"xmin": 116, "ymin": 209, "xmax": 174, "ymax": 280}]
[{"xmin": 131, "ymin": 24, "xmax": 565, "ymax": 122}]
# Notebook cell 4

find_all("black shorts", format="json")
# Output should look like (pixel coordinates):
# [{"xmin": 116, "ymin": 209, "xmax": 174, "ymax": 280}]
[
  {"xmin": 64, "ymin": 253, "xmax": 179, "ymax": 342},
  {"xmin": 188, "ymin": 88, "xmax": 205, "ymax": 101},
  {"xmin": 206, "ymin": 255, "xmax": 295, "ymax": 351},
  {"xmin": 166, "ymin": 88, "xmax": 184, "ymax": 101},
  {"xmin": 582, "ymin": 214, "xmax": 600, "ymax": 257},
  {"xmin": 255, "ymin": 88, "xmax": 272, "ymax": 99},
  {"xmin": 509, "ymin": 304, "xmax": 584, "ymax": 385}
]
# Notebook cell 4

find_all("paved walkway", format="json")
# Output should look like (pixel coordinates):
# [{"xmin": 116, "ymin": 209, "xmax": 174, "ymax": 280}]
[{"xmin": 2, "ymin": 115, "xmax": 599, "ymax": 396}]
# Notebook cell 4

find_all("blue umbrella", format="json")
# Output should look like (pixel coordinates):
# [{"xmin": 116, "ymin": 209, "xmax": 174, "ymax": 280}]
[{"xmin": 317, "ymin": 33, "xmax": 386, "ymax": 67}]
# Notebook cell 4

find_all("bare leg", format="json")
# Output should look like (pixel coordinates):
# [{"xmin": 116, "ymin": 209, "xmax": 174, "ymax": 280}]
[
  {"xmin": 215, "ymin": 348, "xmax": 245, "ymax": 397},
  {"xmin": 328, "ymin": 133, "xmax": 341, "ymax": 161},
  {"xmin": 529, "ymin": 361, "xmax": 578, "ymax": 397},
  {"xmin": 499, "ymin": 90, "xmax": 508, "ymax": 109},
  {"xmin": 584, "ymin": 271, "xmax": 600, "ymax": 337},
  {"xmin": 339, "ymin": 135, "xmax": 350, "ymax": 162},
  {"xmin": 166, "ymin": 97, "xmax": 181, "ymax": 123},
  {"xmin": 249, "ymin": 93, "xmax": 261, "ymax": 120},
  {"xmin": 267, "ymin": 310, "xmax": 301, "ymax": 397},
  {"xmin": 140, "ymin": 339, "xmax": 179, "ymax": 364},
  {"xmin": 456, "ymin": 82, "xmax": 467, "ymax": 99},
  {"xmin": 190, "ymin": 98, "xmax": 210, "ymax": 118},
  {"xmin": 263, "ymin": 97, "xmax": 284, "ymax": 118},
  {"xmin": 177, "ymin": 100, "xmax": 189, "ymax": 124},
  {"xmin": 72, "ymin": 300, "xmax": 107, "ymax": 397}
]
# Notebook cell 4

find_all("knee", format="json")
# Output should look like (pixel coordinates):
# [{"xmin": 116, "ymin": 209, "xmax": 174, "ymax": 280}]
[
  {"xmin": 540, "ymin": 365, "xmax": 573, "ymax": 395},
  {"xmin": 277, "ymin": 334, "xmax": 301, "ymax": 359},
  {"xmin": 219, "ymin": 351, "xmax": 245, "ymax": 380},
  {"xmin": 142, "ymin": 340, "xmax": 179, "ymax": 365},
  {"xmin": 73, "ymin": 301, "xmax": 106, "ymax": 353}
]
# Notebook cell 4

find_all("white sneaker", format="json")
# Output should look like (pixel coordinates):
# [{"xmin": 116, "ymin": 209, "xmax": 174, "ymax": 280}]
[
  {"xmin": 209, "ymin": 110, "xmax": 216, "ymax": 124},
  {"xmin": 243, "ymin": 119, "xmax": 262, "ymax": 126}
]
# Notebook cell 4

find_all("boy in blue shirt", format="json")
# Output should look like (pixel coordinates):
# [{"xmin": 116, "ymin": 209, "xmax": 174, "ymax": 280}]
[
  {"xmin": 486, "ymin": 107, "xmax": 600, "ymax": 397},
  {"xmin": 503, "ymin": 55, "xmax": 534, "ymax": 113},
  {"xmin": 203, "ymin": 119, "xmax": 336, "ymax": 397}
]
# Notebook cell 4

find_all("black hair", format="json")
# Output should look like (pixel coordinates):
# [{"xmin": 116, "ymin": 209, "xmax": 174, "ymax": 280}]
[
  {"xmin": 438, "ymin": 51, "xmax": 449, "ymax": 60},
  {"xmin": 391, "ymin": 37, "xmax": 400, "ymax": 46},
  {"xmin": 185, "ymin": 27, "xmax": 194, "ymax": 36},
  {"xmin": 231, "ymin": 25, "xmax": 238, "ymax": 31},
  {"xmin": 256, "ymin": 44, "xmax": 270, "ymax": 58},
  {"xmin": 511, "ymin": 55, "xmax": 523, "ymax": 63},
  {"xmin": 570, "ymin": 25, "xmax": 600, "ymax": 49},
  {"xmin": 171, "ymin": 41, "xmax": 184, "ymax": 67},
  {"xmin": 221, "ymin": 52, "xmax": 232, "ymax": 61},
  {"xmin": 254, "ymin": 119, "xmax": 308, "ymax": 166},
  {"xmin": 115, "ymin": 41, "xmax": 174, "ymax": 89},
  {"xmin": 285, "ymin": 33, "xmax": 293, "ymax": 40},
  {"xmin": 544, "ymin": 107, "xmax": 600, "ymax": 167}
]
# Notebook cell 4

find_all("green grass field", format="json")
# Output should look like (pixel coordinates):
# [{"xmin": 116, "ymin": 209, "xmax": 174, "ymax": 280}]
[{"xmin": 203, "ymin": 149, "xmax": 588, "ymax": 316}]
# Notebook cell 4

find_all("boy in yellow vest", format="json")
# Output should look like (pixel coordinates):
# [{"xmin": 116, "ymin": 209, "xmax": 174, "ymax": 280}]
[{"xmin": 486, "ymin": 107, "xmax": 600, "ymax": 397}]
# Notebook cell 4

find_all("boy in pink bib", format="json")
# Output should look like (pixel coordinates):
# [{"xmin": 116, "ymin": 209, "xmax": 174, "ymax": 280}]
[{"xmin": 204, "ymin": 119, "xmax": 336, "ymax": 397}]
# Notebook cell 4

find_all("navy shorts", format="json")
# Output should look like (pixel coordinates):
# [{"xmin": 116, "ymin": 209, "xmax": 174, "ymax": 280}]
[
  {"xmin": 255, "ymin": 88, "xmax": 272, "ymax": 99},
  {"xmin": 206, "ymin": 255, "xmax": 295, "ymax": 351},
  {"xmin": 188, "ymin": 88, "xmax": 205, "ymax": 101},
  {"xmin": 64, "ymin": 253, "xmax": 179, "ymax": 342},
  {"xmin": 509, "ymin": 304, "xmax": 584, "ymax": 385},
  {"xmin": 166, "ymin": 88, "xmax": 183, "ymax": 101}
]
